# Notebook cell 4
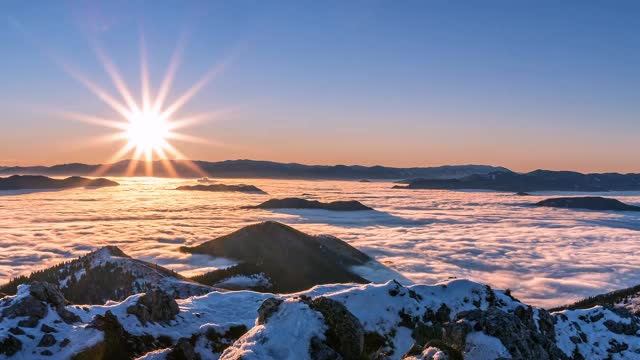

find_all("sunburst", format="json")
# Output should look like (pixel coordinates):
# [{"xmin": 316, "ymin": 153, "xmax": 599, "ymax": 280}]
[{"xmin": 59, "ymin": 33, "xmax": 230, "ymax": 177}]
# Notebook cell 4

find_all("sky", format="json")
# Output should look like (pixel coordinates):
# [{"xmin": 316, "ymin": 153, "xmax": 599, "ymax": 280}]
[{"xmin": 0, "ymin": 1, "xmax": 638, "ymax": 173}]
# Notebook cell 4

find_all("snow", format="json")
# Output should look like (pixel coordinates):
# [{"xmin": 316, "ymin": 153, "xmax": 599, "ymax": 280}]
[
  {"xmin": 554, "ymin": 306, "xmax": 640, "ymax": 359},
  {"xmin": 214, "ymin": 274, "xmax": 271, "ymax": 289},
  {"xmin": 463, "ymin": 332, "xmax": 511, "ymax": 360},
  {"xmin": 2, "ymin": 279, "xmax": 640, "ymax": 360},
  {"xmin": 220, "ymin": 300, "xmax": 327, "ymax": 360}
]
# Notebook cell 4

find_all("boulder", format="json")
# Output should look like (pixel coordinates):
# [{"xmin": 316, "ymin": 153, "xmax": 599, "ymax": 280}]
[
  {"xmin": 0, "ymin": 335, "xmax": 22, "ymax": 356},
  {"xmin": 444, "ymin": 307, "xmax": 568, "ymax": 360},
  {"xmin": 257, "ymin": 298, "xmax": 283, "ymax": 325},
  {"xmin": 126, "ymin": 290, "xmax": 179, "ymax": 325},
  {"xmin": 37, "ymin": 334, "xmax": 57, "ymax": 347},
  {"xmin": 308, "ymin": 296, "xmax": 365, "ymax": 359},
  {"xmin": 167, "ymin": 338, "xmax": 201, "ymax": 360}
]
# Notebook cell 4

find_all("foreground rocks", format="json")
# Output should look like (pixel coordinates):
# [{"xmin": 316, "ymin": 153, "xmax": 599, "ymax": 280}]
[{"xmin": 2, "ymin": 278, "xmax": 640, "ymax": 359}]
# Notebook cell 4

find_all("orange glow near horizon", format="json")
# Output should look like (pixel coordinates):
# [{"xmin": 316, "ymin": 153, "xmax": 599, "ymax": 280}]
[{"xmin": 56, "ymin": 33, "xmax": 230, "ymax": 178}]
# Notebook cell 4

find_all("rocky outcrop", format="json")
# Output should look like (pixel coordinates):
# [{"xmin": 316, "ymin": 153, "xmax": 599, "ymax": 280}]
[
  {"xmin": 73, "ymin": 310, "xmax": 165, "ymax": 359},
  {"xmin": 175, "ymin": 184, "xmax": 266, "ymax": 194},
  {"xmin": 442, "ymin": 306, "xmax": 568, "ymax": 360},
  {"xmin": 307, "ymin": 296, "xmax": 365, "ymax": 359},
  {"xmin": 167, "ymin": 338, "xmax": 201, "ymax": 360},
  {"xmin": 257, "ymin": 298, "xmax": 283, "ymax": 325},
  {"xmin": 126, "ymin": 290, "xmax": 180, "ymax": 325},
  {"xmin": 535, "ymin": 196, "xmax": 640, "ymax": 212},
  {"xmin": 247, "ymin": 197, "xmax": 373, "ymax": 211},
  {"xmin": 0, "ymin": 282, "xmax": 80, "ymax": 329}
]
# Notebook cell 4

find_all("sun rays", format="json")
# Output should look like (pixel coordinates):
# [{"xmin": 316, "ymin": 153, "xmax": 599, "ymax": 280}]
[{"xmin": 59, "ymin": 33, "xmax": 229, "ymax": 178}]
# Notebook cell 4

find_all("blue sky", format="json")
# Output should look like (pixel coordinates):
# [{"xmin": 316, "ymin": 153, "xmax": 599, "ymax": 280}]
[{"xmin": 0, "ymin": 1, "xmax": 638, "ymax": 172}]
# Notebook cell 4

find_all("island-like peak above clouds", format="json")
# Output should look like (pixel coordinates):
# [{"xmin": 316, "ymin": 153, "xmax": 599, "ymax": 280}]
[
  {"xmin": 0, "ymin": 175, "xmax": 118, "ymax": 191},
  {"xmin": 395, "ymin": 170, "xmax": 640, "ymax": 192},
  {"xmin": 247, "ymin": 197, "xmax": 374, "ymax": 211},
  {"xmin": 535, "ymin": 196, "xmax": 640, "ymax": 212},
  {"xmin": 181, "ymin": 221, "xmax": 373, "ymax": 293},
  {"xmin": 175, "ymin": 183, "xmax": 266, "ymax": 194}
]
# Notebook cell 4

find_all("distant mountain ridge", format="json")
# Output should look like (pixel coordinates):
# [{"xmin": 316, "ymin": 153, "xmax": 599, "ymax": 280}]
[
  {"xmin": 0, "ymin": 159, "xmax": 510, "ymax": 180},
  {"xmin": 395, "ymin": 169, "xmax": 640, "ymax": 192}
]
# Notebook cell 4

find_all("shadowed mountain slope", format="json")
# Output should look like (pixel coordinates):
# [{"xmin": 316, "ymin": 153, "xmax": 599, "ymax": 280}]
[{"xmin": 181, "ymin": 221, "xmax": 371, "ymax": 292}]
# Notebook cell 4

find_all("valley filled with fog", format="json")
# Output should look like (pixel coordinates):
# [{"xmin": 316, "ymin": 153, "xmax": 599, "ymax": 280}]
[{"xmin": 1, "ymin": 177, "xmax": 639, "ymax": 308}]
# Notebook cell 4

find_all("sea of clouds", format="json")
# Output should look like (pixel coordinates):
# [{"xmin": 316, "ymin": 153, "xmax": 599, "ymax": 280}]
[{"xmin": 1, "ymin": 177, "xmax": 639, "ymax": 308}]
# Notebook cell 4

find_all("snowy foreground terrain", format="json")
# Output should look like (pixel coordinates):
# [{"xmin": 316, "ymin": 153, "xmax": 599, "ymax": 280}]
[{"xmin": 2, "ymin": 278, "xmax": 640, "ymax": 359}]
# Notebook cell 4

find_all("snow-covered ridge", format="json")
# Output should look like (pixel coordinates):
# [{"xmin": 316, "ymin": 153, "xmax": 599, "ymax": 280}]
[
  {"xmin": 0, "ymin": 246, "xmax": 212, "ymax": 305},
  {"xmin": 2, "ymin": 279, "xmax": 639, "ymax": 359}
]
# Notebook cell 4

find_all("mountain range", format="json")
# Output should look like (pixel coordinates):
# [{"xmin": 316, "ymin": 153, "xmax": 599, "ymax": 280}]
[{"xmin": 0, "ymin": 159, "xmax": 509, "ymax": 180}]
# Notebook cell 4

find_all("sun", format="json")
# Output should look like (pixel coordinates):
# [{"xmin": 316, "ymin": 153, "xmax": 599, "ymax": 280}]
[
  {"xmin": 125, "ymin": 110, "xmax": 171, "ymax": 156},
  {"xmin": 56, "ymin": 34, "xmax": 231, "ymax": 177}
]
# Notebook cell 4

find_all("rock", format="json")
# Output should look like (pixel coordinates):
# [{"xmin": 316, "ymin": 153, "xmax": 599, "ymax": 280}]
[
  {"xmin": 204, "ymin": 325, "xmax": 248, "ymax": 353},
  {"xmin": 603, "ymin": 317, "xmax": 639, "ymax": 335},
  {"xmin": 37, "ymin": 334, "xmax": 57, "ymax": 347},
  {"xmin": 76, "ymin": 310, "xmax": 159, "ymax": 359},
  {"xmin": 0, "ymin": 335, "xmax": 22, "ymax": 356},
  {"xmin": 310, "ymin": 336, "xmax": 342, "ymax": 360},
  {"xmin": 167, "ymin": 338, "xmax": 201, "ymax": 360},
  {"xmin": 4, "ymin": 282, "xmax": 81, "ymax": 325},
  {"xmin": 308, "ymin": 296, "xmax": 365, "ymax": 359},
  {"xmin": 29, "ymin": 282, "xmax": 65, "ymax": 307},
  {"xmin": 1, "ymin": 295, "xmax": 48, "ymax": 319},
  {"xmin": 257, "ymin": 298, "xmax": 283, "ymax": 325},
  {"xmin": 444, "ymin": 307, "xmax": 567, "ymax": 360},
  {"xmin": 17, "ymin": 316, "xmax": 41, "ymax": 328},
  {"xmin": 126, "ymin": 290, "xmax": 179, "ymax": 325},
  {"xmin": 41, "ymin": 350, "xmax": 53, "ymax": 356},
  {"xmin": 58, "ymin": 308, "xmax": 81, "ymax": 324},
  {"xmin": 60, "ymin": 338, "xmax": 71, "ymax": 348},
  {"xmin": 41, "ymin": 323, "xmax": 57, "ymax": 333},
  {"xmin": 9, "ymin": 327, "xmax": 25, "ymax": 335}
]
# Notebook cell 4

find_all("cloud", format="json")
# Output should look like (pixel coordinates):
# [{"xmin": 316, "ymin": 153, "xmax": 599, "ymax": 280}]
[{"xmin": 1, "ymin": 177, "xmax": 639, "ymax": 308}]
